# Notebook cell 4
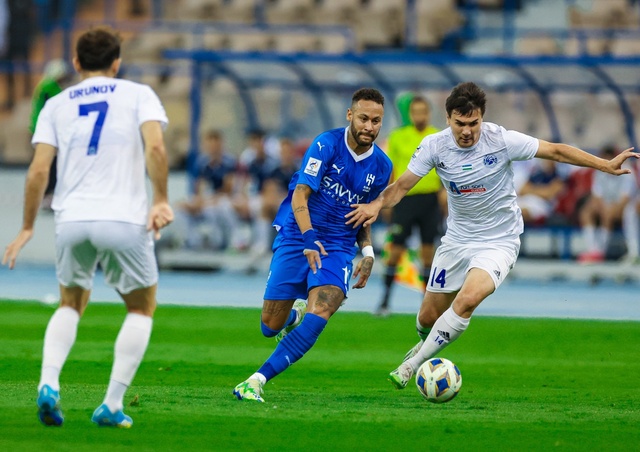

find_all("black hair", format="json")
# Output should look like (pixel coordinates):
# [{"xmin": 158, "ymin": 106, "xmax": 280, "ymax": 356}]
[
  {"xmin": 76, "ymin": 26, "xmax": 122, "ymax": 71},
  {"xmin": 351, "ymin": 88, "xmax": 385, "ymax": 108},
  {"xmin": 445, "ymin": 82, "xmax": 486, "ymax": 117}
]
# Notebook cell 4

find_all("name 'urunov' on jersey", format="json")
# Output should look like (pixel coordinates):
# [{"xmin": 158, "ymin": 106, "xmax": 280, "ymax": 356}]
[{"xmin": 69, "ymin": 84, "xmax": 117, "ymax": 99}]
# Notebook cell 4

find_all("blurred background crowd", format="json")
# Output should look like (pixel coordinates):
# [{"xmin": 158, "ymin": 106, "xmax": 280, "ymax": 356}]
[{"xmin": 1, "ymin": 0, "xmax": 640, "ymax": 284}]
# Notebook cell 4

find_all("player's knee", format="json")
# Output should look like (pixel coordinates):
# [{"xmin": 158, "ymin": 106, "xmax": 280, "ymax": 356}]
[
  {"xmin": 453, "ymin": 292, "xmax": 483, "ymax": 317},
  {"xmin": 417, "ymin": 304, "xmax": 440, "ymax": 327},
  {"xmin": 260, "ymin": 320, "xmax": 280, "ymax": 337}
]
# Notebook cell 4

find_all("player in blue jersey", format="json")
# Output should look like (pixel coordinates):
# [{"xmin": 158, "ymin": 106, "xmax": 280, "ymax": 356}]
[{"xmin": 233, "ymin": 88, "xmax": 393, "ymax": 402}]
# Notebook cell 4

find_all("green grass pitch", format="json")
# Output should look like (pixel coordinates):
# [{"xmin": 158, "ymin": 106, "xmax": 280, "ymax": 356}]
[{"xmin": 0, "ymin": 299, "xmax": 638, "ymax": 451}]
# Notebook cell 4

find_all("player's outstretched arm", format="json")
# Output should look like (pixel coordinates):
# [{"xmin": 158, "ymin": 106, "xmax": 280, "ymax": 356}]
[
  {"xmin": 141, "ymin": 121, "xmax": 174, "ymax": 239},
  {"xmin": 346, "ymin": 170, "xmax": 421, "ymax": 228},
  {"xmin": 352, "ymin": 224, "xmax": 374, "ymax": 289},
  {"xmin": 536, "ymin": 140, "xmax": 638, "ymax": 175},
  {"xmin": 2, "ymin": 143, "xmax": 55, "ymax": 269},
  {"xmin": 292, "ymin": 183, "xmax": 327, "ymax": 274}
]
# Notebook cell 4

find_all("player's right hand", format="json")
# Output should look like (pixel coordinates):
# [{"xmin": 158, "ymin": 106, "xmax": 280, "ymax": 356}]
[
  {"xmin": 2, "ymin": 229, "xmax": 34, "ymax": 270},
  {"xmin": 148, "ymin": 202, "xmax": 175, "ymax": 240},
  {"xmin": 345, "ymin": 203, "xmax": 380, "ymax": 228},
  {"xmin": 303, "ymin": 242, "xmax": 328, "ymax": 274}
]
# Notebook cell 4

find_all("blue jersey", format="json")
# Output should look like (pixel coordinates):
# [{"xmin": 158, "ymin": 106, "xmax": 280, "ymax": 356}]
[{"xmin": 273, "ymin": 127, "xmax": 392, "ymax": 254}]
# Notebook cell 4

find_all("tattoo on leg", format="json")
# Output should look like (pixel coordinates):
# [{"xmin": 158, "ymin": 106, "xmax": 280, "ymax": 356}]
[
  {"xmin": 313, "ymin": 287, "xmax": 344, "ymax": 314},
  {"xmin": 263, "ymin": 301, "xmax": 292, "ymax": 316}
]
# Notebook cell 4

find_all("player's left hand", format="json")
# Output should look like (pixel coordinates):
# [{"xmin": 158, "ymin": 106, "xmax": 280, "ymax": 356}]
[
  {"xmin": 605, "ymin": 147, "xmax": 638, "ymax": 175},
  {"xmin": 352, "ymin": 256, "xmax": 374, "ymax": 289},
  {"xmin": 2, "ymin": 229, "xmax": 34, "ymax": 270},
  {"xmin": 148, "ymin": 202, "xmax": 175, "ymax": 240}
]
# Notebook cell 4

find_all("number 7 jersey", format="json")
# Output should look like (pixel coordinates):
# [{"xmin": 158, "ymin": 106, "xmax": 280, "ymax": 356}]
[{"xmin": 32, "ymin": 76, "xmax": 168, "ymax": 225}]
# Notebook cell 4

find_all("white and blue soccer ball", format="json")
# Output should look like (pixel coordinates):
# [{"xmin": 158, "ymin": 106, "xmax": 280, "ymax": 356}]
[{"xmin": 415, "ymin": 357, "xmax": 462, "ymax": 403}]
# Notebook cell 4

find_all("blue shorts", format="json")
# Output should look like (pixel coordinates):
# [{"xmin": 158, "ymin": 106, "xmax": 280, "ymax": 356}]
[{"xmin": 263, "ymin": 243, "xmax": 354, "ymax": 301}]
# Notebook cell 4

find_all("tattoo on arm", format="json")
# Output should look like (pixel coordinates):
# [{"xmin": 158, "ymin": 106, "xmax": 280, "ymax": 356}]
[
  {"xmin": 360, "ymin": 258, "xmax": 373, "ymax": 275},
  {"xmin": 356, "ymin": 225, "xmax": 372, "ymax": 249},
  {"xmin": 294, "ymin": 206, "xmax": 308, "ymax": 214}
]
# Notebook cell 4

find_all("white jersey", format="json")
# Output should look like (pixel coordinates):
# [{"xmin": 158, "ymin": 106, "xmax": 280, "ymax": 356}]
[
  {"xmin": 32, "ymin": 76, "xmax": 168, "ymax": 225},
  {"xmin": 408, "ymin": 122, "xmax": 539, "ymax": 244}
]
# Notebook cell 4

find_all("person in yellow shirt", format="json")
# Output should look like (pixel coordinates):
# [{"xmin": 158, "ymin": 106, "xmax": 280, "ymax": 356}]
[{"xmin": 377, "ymin": 95, "xmax": 442, "ymax": 316}]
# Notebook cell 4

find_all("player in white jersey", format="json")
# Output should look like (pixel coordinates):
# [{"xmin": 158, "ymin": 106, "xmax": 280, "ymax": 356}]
[
  {"xmin": 2, "ymin": 27, "xmax": 173, "ymax": 427},
  {"xmin": 346, "ymin": 82, "xmax": 638, "ymax": 389}
]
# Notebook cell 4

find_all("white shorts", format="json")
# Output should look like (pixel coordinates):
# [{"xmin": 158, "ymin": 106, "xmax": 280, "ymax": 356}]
[
  {"xmin": 55, "ymin": 221, "xmax": 158, "ymax": 294},
  {"xmin": 426, "ymin": 239, "xmax": 520, "ymax": 293}
]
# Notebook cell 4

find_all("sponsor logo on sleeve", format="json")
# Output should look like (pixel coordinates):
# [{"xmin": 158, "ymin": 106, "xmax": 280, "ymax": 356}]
[{"xmin": 304, "ymin": 157, "xmax": 322, "ymax": 177}]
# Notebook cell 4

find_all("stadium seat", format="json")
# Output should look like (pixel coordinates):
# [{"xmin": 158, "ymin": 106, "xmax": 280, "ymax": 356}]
[
  {"xmin": 316, "ymin": 33, "xmax": 351, "ymax": 54},
  {"xmin": 0, "ymin": 100, "xmax": 32, "ymax": 164},
  {"xmin": 415, "ymin": 0, "xmax": 464, "ymax": 49},
  {"xmin": 155, "ymin": 75, "xmax": 192, "ymax": 100},
  {"xmin": 264, "ymin": 0, "xmax": 315, "ymax": 25},
  {"xmin": 167, "ymin": 0, "xmax": 224, "ymax": 21},
  {"xmin": 312, "ymin": 0, "xmax": 360, "ymax": 26},
  {"xmin": 226, "ymin": 32, "xmax": 274, "ymax": 51},
  {"xmin": 516, "ymin": 36, "xmax": 561, "ymax": 56},
  {"xmin": 197, "ymin": 32, "xmax": 229, "ymax": 50},
  {"xmin": 219, "ymin": 0, "xmax": 258, "ymax": 24},
  {"xmin": 123, "ymin": 32, "xmax": 186, "ymax": 63},
  {"xmin": 354, "ymin": 0, "xmax": 406, "ymax": 49},
  {"xmin": 272, "ymin": 33, "xmax": 319, "ymax": 53},
  {"xmin": 162, "ymin": 100, "xmax": 191, "ymax": 167},
  {"xmin": 611, "ymin": 37, "xmax": 640, "ymax": 56}
]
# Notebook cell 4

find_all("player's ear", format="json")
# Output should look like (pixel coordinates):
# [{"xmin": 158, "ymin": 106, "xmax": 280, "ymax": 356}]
[
  {"xmin": 346, "ymin": 108, "xmax": 353, "ymax": 122},
  {"xmin": 72, "ymin": 57, "xmax": 82, "ymax": 74},
  {"xmin": 445, "ymin": 114, "xmax": 451, "ymax": 126},
  {"xmin": 112, "ymin": 58, "xmax": 122, "ymax": 76}
]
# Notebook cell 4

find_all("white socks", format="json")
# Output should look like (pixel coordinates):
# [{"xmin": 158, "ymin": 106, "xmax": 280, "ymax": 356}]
[
  {"xmin": 416, "ymin": 313, "xmax": 431, "ymax": 340},
  {"xmin": 250, "ymin": 372, "xmax": 267, "ymax": 385},
  {"xmin": 39, "ymin": 307, "xmax": 80, "ymax": 391},
  {"xmin": 104, "ymin": 313, "xmax": 153, "ymax": 412},
  {"xmin": 406, "ymin": 307, "xmax": 469, "ymax": 371}
]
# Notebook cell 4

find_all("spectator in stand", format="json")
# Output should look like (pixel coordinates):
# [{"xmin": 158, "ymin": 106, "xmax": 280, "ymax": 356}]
[
  {"xmin": 172, "ymin": 130, "xmax": 237, "ymax": 250},
  {"xmin": 232, "ymin": 129, "xmax": 280, "ymax": 252},
  {"xmin": 577, "ymin": 145, "xmax": 638, "ymax": 263},
  {"xmin": 517, "ymin": 159, "xmax": 567, "ymax": 224}
]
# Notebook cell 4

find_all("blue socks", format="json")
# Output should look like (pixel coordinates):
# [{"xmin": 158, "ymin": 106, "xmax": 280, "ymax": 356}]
[
  {"xmin": 257, "ymin": 313, "xmax": 327, "ymax": 381},
  {"xmin": 261, "ymin": 322, "xmax": 280, "ymax": 338},
  {"xmin": 260, "ymin": 309, "xmax": 297, "ymax": 337}
]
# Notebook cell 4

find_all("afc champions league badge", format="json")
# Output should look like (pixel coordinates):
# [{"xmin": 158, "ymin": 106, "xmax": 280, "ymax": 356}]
[{"xmin": 483, "ymin": 154, "xmax": 498, "ymax": 167}]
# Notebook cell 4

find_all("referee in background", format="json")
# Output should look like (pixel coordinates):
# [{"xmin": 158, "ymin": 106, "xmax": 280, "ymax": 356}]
[{"xmin": 377, "ymin": 95, "xmax": 443, "ymax": 316}]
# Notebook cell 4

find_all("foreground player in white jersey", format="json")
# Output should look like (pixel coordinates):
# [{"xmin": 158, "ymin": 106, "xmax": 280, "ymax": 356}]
[
  {"xmin": 346, "ymin": 82, "xmax": 637, "ymax": 389},
  {"xmin": 2, "ymin": 27, "xmax": 173, "ymax": 427}
]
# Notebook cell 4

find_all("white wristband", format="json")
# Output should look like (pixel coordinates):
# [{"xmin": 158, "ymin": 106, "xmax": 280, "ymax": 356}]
[{"xmin": 361, "ymin": 245, "xmax": 375, "ymax": 260}]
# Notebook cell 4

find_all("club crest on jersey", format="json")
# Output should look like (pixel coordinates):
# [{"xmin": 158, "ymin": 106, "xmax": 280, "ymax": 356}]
[
  {"xmin": 484, "ymin": 154, "xmax": 498, "ymax": 166},
  {"xmin": 363, "ymin": 173, "xmax": 375, "ymax": 192},
  {"xmin": 304, "ymin": 157, "xmax": 322, "ymax": 177}
]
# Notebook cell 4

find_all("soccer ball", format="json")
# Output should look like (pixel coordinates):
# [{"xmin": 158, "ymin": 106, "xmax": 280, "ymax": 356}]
[{"xmin": 415, "ymin": 358, "xmax": 462, "ymax": 403}]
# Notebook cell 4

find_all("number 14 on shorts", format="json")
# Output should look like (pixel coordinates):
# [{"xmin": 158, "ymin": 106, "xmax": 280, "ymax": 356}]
[{"xmin": 429, "ymin": 267, "xmax": 446, "ymax": 288}]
